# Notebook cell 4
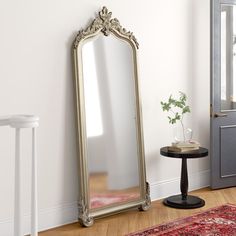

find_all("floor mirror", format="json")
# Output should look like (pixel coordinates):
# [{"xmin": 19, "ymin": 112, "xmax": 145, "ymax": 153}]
[{"xmin": 72, "ymin": 6, "xmax": 151, "ymax": 227}]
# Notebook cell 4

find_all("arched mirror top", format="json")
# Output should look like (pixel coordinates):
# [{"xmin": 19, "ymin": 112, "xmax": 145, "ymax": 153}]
[{"xmin": 73, "ymin": 6, "xmax": 139, "ymax": 50}]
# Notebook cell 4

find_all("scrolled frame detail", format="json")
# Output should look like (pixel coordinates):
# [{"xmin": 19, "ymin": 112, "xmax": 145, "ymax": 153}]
[{"xmin": 73, "ymin": 6, "xmax": 139, "ymax": 49}]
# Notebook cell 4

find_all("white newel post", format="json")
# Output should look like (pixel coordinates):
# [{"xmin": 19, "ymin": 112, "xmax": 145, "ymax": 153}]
[
  {"xmin": 0, "ymin": 115, "xmax": 39, "ymax": 236},
  {"xmin": 14, "ymin": 127, "xmax": 23, "ymax": 236},
  {"xmin": 31, "ymin": 127, "xmax": 38, "ymax": 236}
]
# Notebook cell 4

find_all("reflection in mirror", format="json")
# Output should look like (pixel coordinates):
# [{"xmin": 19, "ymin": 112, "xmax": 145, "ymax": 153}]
[
  {"xmin": 221, "ymin": 5, "xmax": 236, "ymax": 110},
  {"xmin": 82, "ymin": 35, "xmax": 140, "ymax": 209}
]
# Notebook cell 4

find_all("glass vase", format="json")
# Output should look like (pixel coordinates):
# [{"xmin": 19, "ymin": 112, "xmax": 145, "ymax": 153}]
[{"xmin": 173, "ymin": 124, "xmax": 193, "ymax": 144}]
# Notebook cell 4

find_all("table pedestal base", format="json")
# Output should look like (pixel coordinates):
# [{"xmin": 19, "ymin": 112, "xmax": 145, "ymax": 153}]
[{"xmin": 163, "ymin": 195, "xmax": 205, "ymax": 209}]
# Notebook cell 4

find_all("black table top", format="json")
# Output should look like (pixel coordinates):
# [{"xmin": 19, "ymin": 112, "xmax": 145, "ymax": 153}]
[{"xmin": 160, "ymin": 146, "xmax": 208, "ymax": 159}]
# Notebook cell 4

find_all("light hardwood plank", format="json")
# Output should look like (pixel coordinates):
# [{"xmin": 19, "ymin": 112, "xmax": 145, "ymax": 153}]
[{"xmin": 39, "ymin": 187, "xmax": 236, "ymax": 236}]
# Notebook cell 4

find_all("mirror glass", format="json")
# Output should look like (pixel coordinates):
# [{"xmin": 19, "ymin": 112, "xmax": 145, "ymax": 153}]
[
  {"xmin": 82, "ymin": 34, "xmax": 141, "ymax": 210},
  {"xmin": 221, "ymin": 5, "xmax": 236, "ymax": 111}
]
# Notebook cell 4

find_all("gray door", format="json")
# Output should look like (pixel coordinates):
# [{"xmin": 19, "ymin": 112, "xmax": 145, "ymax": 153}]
[{"xmin": 211, "ymin": 0, "xmax": 236, "ymax": 189}]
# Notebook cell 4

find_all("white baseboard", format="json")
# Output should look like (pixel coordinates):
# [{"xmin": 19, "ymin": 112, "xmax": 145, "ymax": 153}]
[
  {"xmin": 150, "ymin": 169, "xmax": 210, "ymax": 201},
  {"xmin": 0, "ymin": 202, "xmax": 78, "ymax": 236},
  {"xmin": 0, "ymin": 169, "xmax": 210, "ymax": 235}
]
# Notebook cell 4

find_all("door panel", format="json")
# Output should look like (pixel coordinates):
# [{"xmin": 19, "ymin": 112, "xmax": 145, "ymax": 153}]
[
  {"xmin": 220, "ymin": 125, "xmax": 236, "ymax": 177},
  {"xmin": 211, "ymin": 0, "xmax": 236, "ymax": 189}
]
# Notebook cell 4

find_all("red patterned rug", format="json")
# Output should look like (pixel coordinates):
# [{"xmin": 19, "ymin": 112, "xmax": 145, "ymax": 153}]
[{"xmin": 127, "ymin": 204, "xmax": 236, "ymax": 236}]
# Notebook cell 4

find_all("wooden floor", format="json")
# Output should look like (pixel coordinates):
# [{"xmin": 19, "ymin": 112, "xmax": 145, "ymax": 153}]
[{"xmin": 39, "ymin": 187, "xmax": 236, "ymax": 236}]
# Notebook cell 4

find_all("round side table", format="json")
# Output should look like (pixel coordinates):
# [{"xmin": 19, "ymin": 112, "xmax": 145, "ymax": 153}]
[{"xmin": 160, "ymin": 146, "xmax": 208, "ymax": 209}]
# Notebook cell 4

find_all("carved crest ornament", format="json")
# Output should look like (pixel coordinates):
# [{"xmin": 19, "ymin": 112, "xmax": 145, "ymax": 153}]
[{"xmin": 73, "ymin": 6, "xmax": 139, "ymax": 49}]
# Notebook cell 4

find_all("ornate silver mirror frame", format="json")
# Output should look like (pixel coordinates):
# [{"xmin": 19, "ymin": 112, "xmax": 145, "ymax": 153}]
[{"xmin": 73, "ymin": 6, "xmax": 150, "ymax": 227}]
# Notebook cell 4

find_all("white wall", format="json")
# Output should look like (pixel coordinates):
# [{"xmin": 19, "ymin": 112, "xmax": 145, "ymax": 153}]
[{"xmin": 0, "ymin": 0, "xmax": 210, "ymax": 234}]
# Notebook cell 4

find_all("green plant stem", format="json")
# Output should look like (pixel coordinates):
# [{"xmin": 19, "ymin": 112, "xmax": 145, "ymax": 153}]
[
  {"xmin": 180, "ymin": 118, "xmax": 186, "ymax": 142},
  {"xmin": 171, "ymin": 108, "xmax": 186, "ymax": 142},
  {"xmin": 161, "ymin": 92, "xmax": 190, "ymax": 143},
  {"xmin": 170, "ymin": 109, "xmax": 176, "ymax": 116}
]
